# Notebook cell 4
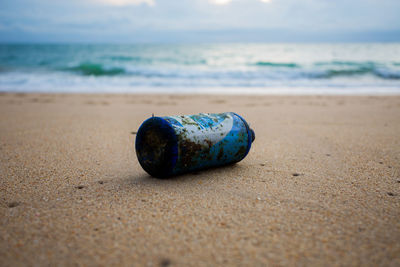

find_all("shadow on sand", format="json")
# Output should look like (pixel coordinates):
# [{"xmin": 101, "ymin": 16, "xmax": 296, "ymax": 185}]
[{"xmin": 122, "ymin": 163, "xmax": 245, "ymax": 188}]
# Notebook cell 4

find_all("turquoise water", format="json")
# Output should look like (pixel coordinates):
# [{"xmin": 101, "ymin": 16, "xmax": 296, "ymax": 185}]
[{"xmin": 0, "ymin": 43, "xmax": 400, "ymax": 94}]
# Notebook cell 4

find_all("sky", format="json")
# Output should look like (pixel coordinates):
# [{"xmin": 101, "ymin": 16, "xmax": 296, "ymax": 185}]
[{"xmin": 0, "ymin": 0, "xmax": 400, "ymax": 43}]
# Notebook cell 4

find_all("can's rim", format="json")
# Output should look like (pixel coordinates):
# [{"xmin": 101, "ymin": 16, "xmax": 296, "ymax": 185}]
[
  {"xmin": 232, "ymin": 112, "xmax": 254, "ymax": 161},
  {"xmin": 135, "ymin": 116, "xmax": 178, "ymax": 178}
]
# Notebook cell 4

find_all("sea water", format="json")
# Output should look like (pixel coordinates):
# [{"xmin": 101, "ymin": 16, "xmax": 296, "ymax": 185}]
[{"xmin": 0, "ymin": 43, "xmax": 399, "ymax": 94}]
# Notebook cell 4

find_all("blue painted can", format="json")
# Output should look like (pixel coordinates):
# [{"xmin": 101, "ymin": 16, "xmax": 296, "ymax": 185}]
[{"xmin": 135, "ymin": 112, "xmax": 255, "ymax": 178}]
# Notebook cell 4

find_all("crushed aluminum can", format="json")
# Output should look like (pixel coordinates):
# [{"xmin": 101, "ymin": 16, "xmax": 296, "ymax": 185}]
[{"xmin": 135, "ymin": 112, "xmax": 255, "ymax": 178}]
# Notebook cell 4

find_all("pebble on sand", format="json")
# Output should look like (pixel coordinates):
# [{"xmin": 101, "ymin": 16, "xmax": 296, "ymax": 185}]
[
  {"xmin": 7, "ymin": 201, "xmax": 20, "ymax": 208},
  {"xmin": 160, "ymin": 258, "xmax": 171, "ymax": 267}
]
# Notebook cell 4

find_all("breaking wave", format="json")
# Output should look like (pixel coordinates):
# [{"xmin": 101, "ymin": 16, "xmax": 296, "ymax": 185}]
[
  {"xmin": 254, "ymin": 61, "xmax": 299, "ymax": 68},
  {"xmin": 65, "ymin": 63, "xmax": 126, "ymax": 76}
]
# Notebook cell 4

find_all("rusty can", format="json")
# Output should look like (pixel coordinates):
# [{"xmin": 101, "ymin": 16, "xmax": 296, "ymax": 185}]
[{"xmin": 135, "ymin": 112, "xmax": 255, "ymax": 178}]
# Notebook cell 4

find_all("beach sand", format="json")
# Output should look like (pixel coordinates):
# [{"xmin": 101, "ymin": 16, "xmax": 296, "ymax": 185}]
[{"xmin": 0, "ymin": 93, "xmax": 399, "ymax": 266}]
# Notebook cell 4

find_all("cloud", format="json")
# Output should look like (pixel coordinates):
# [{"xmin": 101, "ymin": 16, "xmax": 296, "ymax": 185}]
[
  {"xmin": 209, "ymin": 0, "xmax": 272, "ymax": 5},
  {"xmin": 209, "ymin": 0, "xmax": 232, "ymax": 5},
  {"xmin": 93, "ymin": 0, "xmax": 155, "ymax": 6}
]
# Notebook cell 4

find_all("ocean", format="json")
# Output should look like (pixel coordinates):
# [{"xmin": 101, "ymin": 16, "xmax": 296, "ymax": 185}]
[{"xmin": 0, "ymin": 43, "xmax": 399, "ymax": 94}]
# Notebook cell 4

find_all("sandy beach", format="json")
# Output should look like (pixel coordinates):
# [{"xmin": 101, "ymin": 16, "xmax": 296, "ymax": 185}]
[{"xmin": 0, "ymin": 93, "xmax": 399, "ymax": 266}]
